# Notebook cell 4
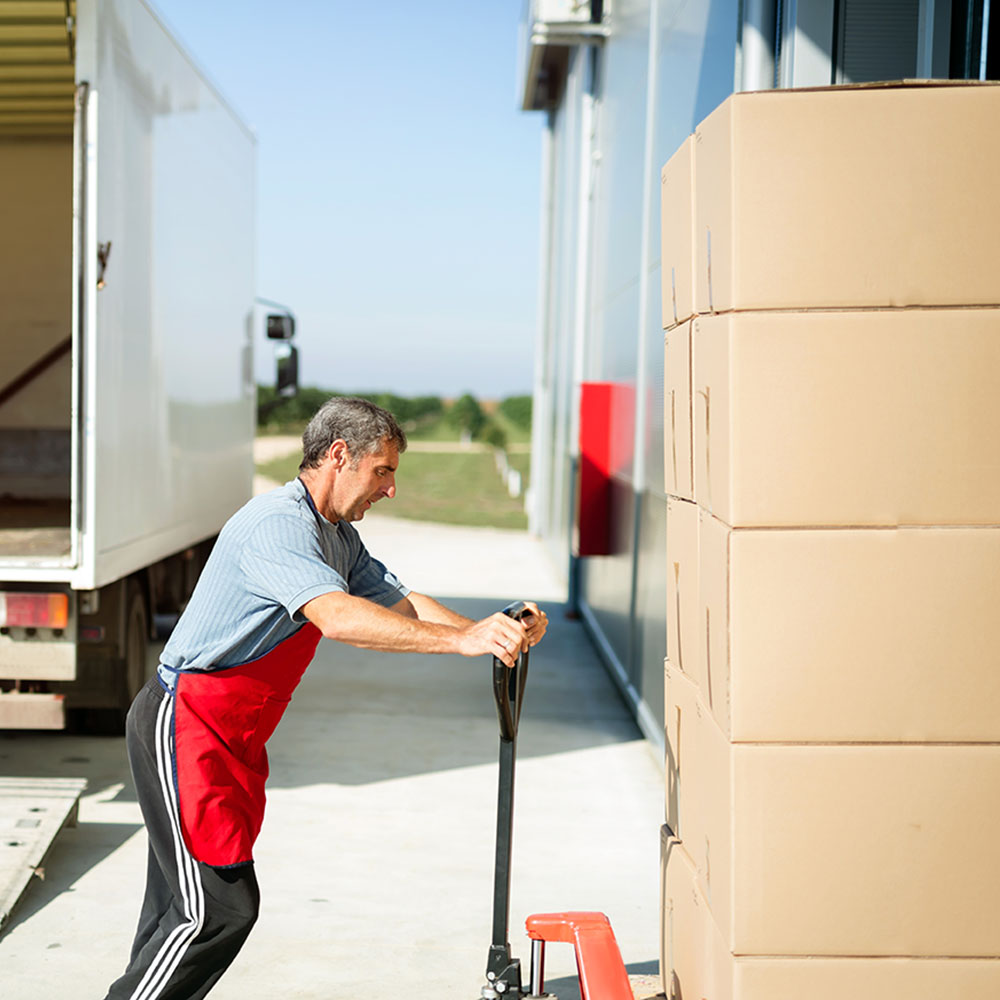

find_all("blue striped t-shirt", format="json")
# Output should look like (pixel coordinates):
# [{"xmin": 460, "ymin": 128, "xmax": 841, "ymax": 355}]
[{"xmin": 156, "ymin": 478, "xmax": 409, "ymax": 686}]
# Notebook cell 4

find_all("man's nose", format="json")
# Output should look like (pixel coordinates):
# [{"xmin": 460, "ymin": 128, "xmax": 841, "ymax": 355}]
[{"xmin": 384, "ymin": 478, "xmax": 396, "ymax": 498}]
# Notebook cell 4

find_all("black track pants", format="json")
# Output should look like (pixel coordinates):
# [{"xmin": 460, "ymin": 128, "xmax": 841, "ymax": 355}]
[{"xmin": 104, "ymin": 680, "xmax": 260, "ymax": 1000}]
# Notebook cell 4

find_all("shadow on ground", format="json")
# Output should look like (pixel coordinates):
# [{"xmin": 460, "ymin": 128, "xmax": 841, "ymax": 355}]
[
  {"xmin": 266, "ymin": 598, "xmax": 643, "ymax": 788},
  {"xmin": 0, "ymin": 732, "xmax": 136, "ymax": 799},
  {"xmin": 0, "ymin": 731, "xmax": 143, "ymax": 938},
  {"xmin": 540, "ymin": 958, "xmax": 661, "ymax": 1000},
  {"xmin": 1, "ymin": 819, "xmax": 141, "ymax": 937},
  {"xmin": 0, "ymin": 599, "xmax": 639, "ymax": 797},
  {"xmin": 0, "ymin": 594, "xmax": 643, "ymax": 938}
]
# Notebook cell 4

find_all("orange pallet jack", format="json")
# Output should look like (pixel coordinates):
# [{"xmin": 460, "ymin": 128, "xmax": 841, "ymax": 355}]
[{"xmin": 477, "ymin": 604, "xmax": 633, "ymax": 1000}]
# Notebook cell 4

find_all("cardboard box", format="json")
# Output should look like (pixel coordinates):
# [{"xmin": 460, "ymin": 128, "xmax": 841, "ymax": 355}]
[
  {"xmin": 754, "ymin": 741, "xmax": 1000, "ymax": 954},
  {"xmin": 692, "ymin": 309, "xmax": 1000, "ymax": 528},
  {"xmin": 660, "ymin": 136, "xmax": 696, "ymax": 329},
  {"xmin": 665, "ymin": 658, "xmax": 731, "ymax": 930},
  {"xmin": 664, "ymin": 825, "xmax": 1000, "ymax": 999},
  {"xmin": 698, "ymin": 508, "xmax": 730, "ymax": 733},
  {"xmin": 734, "ymin": 959, "xmax": 1000, "ymax": 1000},
  {"xmin": 664, "ymin": 662, "xmax": 674, "ymax": 830},
  {"xmin": 662, "ymin": 829, "xmax": 731, "ymax": 1000},
  {"xmin": 665, "ymin": 660, "xmax": 728, "ymax": 843},
  {"xmin": 663, "ymin": 322, "xmax": 692, "ymax": 500},
  {"xmin": 694, "ymin": 84, "xmax": 1000, "ymax": 313},
  {"xmin": 665, "ymin": 497, "xmax": 700, "ymax": 690},
  {"xmin": 700, "ymin": 513, "xmax": 1000, "ymax": 742},
  {"xmin": 664, "ymin": 680, "xmax": 1000, "ymax": 956}
]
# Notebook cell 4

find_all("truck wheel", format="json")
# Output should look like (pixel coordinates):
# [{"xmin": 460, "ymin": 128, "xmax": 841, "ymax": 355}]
[
  {"xmin": 122, "ymin": 580, "xmax": 150, "ymax": 711},
  {"xmin": 70, "ymin": 581, "xmax": 151, "ymax": 735}
]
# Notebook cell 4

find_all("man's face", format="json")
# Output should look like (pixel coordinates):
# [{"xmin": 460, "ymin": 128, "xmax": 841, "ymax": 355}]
[{"xmin": 333, "ymin": 442, "xmax": 399, "ymax": 522}]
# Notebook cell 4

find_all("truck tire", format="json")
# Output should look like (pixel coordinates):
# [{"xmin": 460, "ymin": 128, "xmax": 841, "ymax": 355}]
[
  {"xmin": 122, "ymin": 579, "xmax": 150, "ymax": 711},
  {"xmin": 67, "ymin": 580, "xmax": 150, "ymax": 735}
]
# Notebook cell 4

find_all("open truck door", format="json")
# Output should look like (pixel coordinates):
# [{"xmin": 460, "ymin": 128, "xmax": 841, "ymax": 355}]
[{"xmin": 0, "ymin": 0, "xmax": 257, "ymax": 730}]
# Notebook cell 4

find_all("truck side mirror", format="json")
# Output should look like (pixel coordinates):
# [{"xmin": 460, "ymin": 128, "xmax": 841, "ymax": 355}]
[
  {"xmin": 275, "ymin": 343, "xmax": 298, "ymax": 398},
  {"xmin": 266, "ymin": 313, "xmax": 295, "ymax": 340}
]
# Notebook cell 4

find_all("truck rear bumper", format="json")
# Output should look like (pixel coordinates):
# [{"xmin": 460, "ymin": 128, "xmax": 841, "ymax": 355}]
[
  {"xmin": 0, "ymin": 692, "xmax": 65, "ymax": 729},
  {"xmin": 0, "ymin": 635, "xmax": 76, "ymax": 681}
]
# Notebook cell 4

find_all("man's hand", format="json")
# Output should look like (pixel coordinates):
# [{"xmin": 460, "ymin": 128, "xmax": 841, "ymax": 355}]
[
  {"xmin": 519, "ymin": 601, "xmax": 549, "ymax": 650},
  {"xmin": 455, "ymin": 612, "xmax": 527, "ymax": 668},
  {"xmin": 303, "ymin": 592, "xmax": 549, "ymax": 667},
  {"xmin": 455, "ymin": 602, "xmax": 549, "ymax": 668}
]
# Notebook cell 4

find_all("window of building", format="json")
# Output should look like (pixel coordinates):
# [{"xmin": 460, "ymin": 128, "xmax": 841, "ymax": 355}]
[{"xmin": 774, "ymin": 0, "xmax": 995, "ymax": 86}]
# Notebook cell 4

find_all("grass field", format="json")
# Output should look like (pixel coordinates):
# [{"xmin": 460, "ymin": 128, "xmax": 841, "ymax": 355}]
[
  {"xmin": 404, "ymin": 410, "xmax": 531, "ymax": 446},
  {"xmin": 506, "ymin": 450, "xmax": 531, "ymax": 482},
  {"xmin": 257, "ymin": 448, "xmax": 530, "ymax": 530},
  {"xmin": 259, "ymin": 410, "xmax": 530, "ymax": 447}
]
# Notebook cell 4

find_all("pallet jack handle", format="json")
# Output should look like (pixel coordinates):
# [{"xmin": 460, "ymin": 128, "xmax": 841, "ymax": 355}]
[
  {"xmin": 492, "ymin": 600, "xmax": 531, "ymax": 742},
  {"xmin": 481, "ymin": 601, "xmax": 534, "ymax": 999}
]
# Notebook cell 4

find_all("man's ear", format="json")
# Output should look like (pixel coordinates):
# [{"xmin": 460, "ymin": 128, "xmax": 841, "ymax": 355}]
[{"xmin": 328, "ymin": 439, "xmax": 350, "ymax": 469}]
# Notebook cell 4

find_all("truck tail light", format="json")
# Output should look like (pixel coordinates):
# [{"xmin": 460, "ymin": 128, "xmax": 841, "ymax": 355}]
[{"xmin": 0, "ymin": 592, "xmax": 69, "ymax": 629}]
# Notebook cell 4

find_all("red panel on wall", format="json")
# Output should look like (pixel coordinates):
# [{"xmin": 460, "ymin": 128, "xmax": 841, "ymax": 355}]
[
  {"xmin": 575, "ymin": 382, "xmax": 615, "ymax": 557},
  {"xmin": 610, "ymin": 381, "xmax": 635, "ymax": 478}
]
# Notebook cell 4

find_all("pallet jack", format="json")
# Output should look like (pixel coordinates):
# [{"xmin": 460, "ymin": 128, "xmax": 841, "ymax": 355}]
[{"xmin": 477, "ymin": 603, "xmax": 635, "ymax": 1000}]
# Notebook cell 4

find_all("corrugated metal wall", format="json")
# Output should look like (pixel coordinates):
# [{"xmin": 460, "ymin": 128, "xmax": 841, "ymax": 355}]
[
  {"xmin": 529, "ymin": 0, "xmax": 994, "ymax": 753},
  {"xmin": 532, "ymin": 0, "xmax": 739, "ymax": 744}
]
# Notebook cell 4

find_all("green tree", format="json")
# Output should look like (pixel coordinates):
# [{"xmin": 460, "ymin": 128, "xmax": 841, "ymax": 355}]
[
  {"xmin": 480, "ymin": 419, "xmax": 507, "ymax": 449},
  {"xmin": 408, "ymin": 395, "xmax": 444, "ymax": 421},
  {"xmin": 498, "ymin": 395, "xmax": 532, "ymax": 430},
  {"xmin": 446, "ymin": 393, "xmax": 486, "ymax": 438},
  {"xmin": 257, "ymin": 385, "xmax": 339, "ymax": 429},
  {"xmin": 257, "ymin": 386, "xmax": 447, "ymax": 435}
]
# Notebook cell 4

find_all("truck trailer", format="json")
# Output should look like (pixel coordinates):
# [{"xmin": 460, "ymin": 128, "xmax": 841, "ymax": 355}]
[{"xmin": 0, "ymin": 0, "xmax": 292, "ymax": 728}]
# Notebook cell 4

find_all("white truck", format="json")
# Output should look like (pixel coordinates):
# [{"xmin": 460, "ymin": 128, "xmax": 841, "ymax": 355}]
[{"xmin": 0, "ymin": 0, "xmax": 296, "ymax": 728}]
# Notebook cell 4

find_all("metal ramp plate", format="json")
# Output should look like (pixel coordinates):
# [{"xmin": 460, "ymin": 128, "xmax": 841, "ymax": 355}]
[{"xmin": 0, "ymin": 777, "xmax": 87, "ymax": 934}]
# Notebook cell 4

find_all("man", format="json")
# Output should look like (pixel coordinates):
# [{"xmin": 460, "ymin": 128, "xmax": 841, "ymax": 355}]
[{"xmin": 104, "ymin": 396, "xmax": 548, "ymax": 1000}]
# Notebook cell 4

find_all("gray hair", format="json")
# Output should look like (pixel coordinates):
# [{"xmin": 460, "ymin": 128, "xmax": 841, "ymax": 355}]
[{"xmin": 299, "ymin": 397, "xmax": 407, "ymax": 471}]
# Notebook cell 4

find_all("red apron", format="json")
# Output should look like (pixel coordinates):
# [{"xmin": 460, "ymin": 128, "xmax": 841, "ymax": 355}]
[{"xmin": 172, "ymin": 623, "xmax": 322, "ymax": 867}]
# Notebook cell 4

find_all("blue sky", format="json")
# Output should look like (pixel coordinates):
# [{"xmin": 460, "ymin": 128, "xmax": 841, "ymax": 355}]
[{"xmin": 153, "ymin": 0, "xmax": 543, "ymax": 399}]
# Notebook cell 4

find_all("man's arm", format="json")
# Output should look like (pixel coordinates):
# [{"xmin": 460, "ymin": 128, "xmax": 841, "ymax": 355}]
[
  {"xmin": 390, "ymin": 592, "xmax": 474, "ymax": 628},
  {"xmin": 300, "ymin": 590, "xmax": 533, "ymax": 667},
  {"xmin": 391, "ymin": 592, "xmax": 549, "ymax": 651}
]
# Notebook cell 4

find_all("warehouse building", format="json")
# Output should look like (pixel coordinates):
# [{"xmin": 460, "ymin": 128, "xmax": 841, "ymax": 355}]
[
  {"xmin": 519, "ymin": 2, "xmax": 1000, "ymax": 995},
  {"xmin": 519, "ymin": 0, "xmax": 998, "ymax": 746}
]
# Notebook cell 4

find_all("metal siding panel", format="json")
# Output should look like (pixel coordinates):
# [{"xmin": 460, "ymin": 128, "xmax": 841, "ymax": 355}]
[
  {"xmin": 590, "ymin": 0, "xmax": 650, "ymax": 307},
  {"xmin": 542, "ymin": 57, "xmax": 586, "ymax": 571},
  {"xmin": 653, "ymin": 0, "xmax": 741, "ymax": 161},
  {"xmin": 644, "ymin": 278, "xmax": 665, "ymax": 495},
  {"xmin": 579, "ymin": 474, "xmax": 636, "ymax": 672},
  {"xmin": 531, "ymin": 0, "xmax": 741, "ymax": 738},
  {"xmin": 634, "ymin": 489, "xmax": 667, "ymax": 734},
  {"xmin": 587, "ymin": 287, "xmax": 639, "ymax": 479}
]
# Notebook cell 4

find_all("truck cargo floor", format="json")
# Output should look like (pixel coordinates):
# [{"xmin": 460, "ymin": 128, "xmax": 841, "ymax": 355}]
[{"xmin": 0, "ymin": 501, "xmax": 71, "ymax": 558}]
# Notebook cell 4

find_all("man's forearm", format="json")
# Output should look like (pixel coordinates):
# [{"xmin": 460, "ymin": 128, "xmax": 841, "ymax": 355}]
[
  {"xmin": 301, "ymin": 590, "xmax": 533, "ymax": 667},
  {"xmin": 302, "ymin": 591, "xmax": 462, "ymax": 654},
  {"xmin": 399, "ymin": 591, "xmax": 475, "ymax": 628}
]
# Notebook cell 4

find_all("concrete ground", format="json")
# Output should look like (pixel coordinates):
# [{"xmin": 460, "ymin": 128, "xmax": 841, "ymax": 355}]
[{"xmin": 0, "ymin": 461, "xmax": 665, "ymax": 999}]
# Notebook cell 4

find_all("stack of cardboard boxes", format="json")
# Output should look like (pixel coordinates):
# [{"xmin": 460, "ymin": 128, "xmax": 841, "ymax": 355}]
[{"xmin": 659, "ymin": 82, "xmax": 1000, "ymax": 999}]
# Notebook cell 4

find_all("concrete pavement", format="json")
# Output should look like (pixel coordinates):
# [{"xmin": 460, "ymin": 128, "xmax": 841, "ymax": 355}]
[{"xmin": 0, "ymin": 511, "xmax": 665, "ymax": 999}]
